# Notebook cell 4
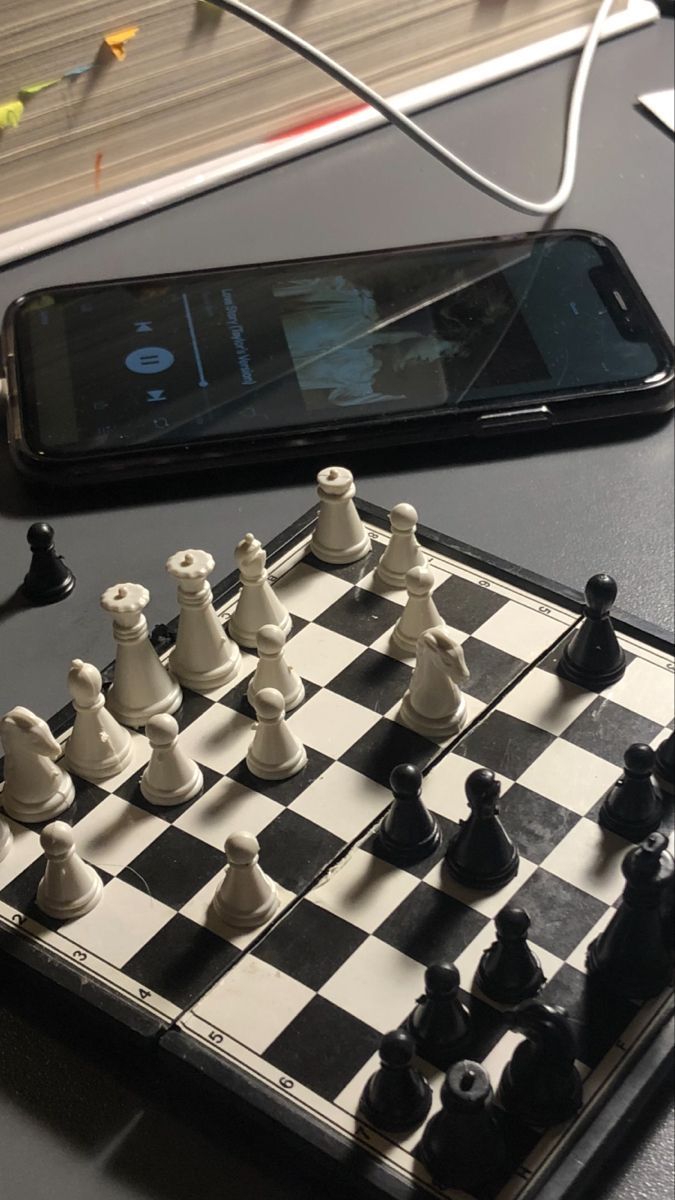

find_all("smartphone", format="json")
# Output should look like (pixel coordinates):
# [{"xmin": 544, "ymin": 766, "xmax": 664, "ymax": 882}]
[{"xmin": 2, "ymin": 229, "xmax": 673, "ymax": 484}]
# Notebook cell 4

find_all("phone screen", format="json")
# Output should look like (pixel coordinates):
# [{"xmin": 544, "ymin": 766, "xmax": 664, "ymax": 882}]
[{"xmin": 10, "ymin": 232, "xmax": 670, "ymax": 455}]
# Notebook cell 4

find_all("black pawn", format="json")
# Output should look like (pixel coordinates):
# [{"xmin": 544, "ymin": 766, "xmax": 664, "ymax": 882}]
[
  {"xmin": 475, "ymin": 906, "xmax": 545, "ymax": 1005},
  {"xmin": 358, "ymin": 1029, "xmax": 432, "ymax": 1133},
  {"xmin": 586, "ymin": 831, "xmax": 674, "ymax": 1000},
  {"xmin": 558, "ymin": 573, "xmax": 625, "ymax": 690},
  {"xmin": 376, "ymin": 764, "xmax": 441, "ymax": 865},
  {"xmin": 497, "ymin": 1002, "xmax": 582, "ymax": 1129},
  {"xmin": 22, "ymin": 523, "xmax": 75, "ymax": 605},
  {"xmin": 445, "ymin": 769, "xmax": 519, "ymax": 890},
  {"xmin": 654, "ymin": 732, "xmax": 674, "ymax": 797},
  {"xmin": 420, "ymin": 1060, "xmax": 507, "ymax": 1195},
  {"xmin": 405, "ymin": 963, "xmax": 470, "ymax": 1067},
  {"xmin": 599, "ymin": 743, "xmax": 663, "ymax": 842}
]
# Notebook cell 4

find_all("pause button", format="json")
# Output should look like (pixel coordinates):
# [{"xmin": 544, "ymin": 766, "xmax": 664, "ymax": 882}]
[{"xmin": 125, "ymin": 346, "xmax": 175, "ymax": 374}]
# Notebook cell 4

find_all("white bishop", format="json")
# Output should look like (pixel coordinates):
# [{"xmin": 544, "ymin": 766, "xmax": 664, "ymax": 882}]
[
  {"xmin": 228, "ymin": 534, "xmax": 291, "ymax": 649},
  {"xmin": 64, "ymin": 659, "xmax": 132, "ymax": 781}
]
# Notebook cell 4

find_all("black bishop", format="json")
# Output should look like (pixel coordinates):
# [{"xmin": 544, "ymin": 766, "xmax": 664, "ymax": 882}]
[{"xmin": 445, "ymin": 768, "xmax": 519, "ymax": 890}]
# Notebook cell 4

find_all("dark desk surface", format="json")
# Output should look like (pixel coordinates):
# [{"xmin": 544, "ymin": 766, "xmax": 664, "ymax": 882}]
[{"xmin": 0, "ymin": 18, "xmax": 673, "ymax": 1200}]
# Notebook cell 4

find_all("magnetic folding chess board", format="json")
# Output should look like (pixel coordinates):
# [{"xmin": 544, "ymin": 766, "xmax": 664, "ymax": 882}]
[{"xmin": 0, "ymin": 501, "xmax": 673, "ymax": 1200}]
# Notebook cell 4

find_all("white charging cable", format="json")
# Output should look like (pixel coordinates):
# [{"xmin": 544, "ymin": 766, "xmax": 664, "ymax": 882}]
[{"xmin": 209, "ymin": 0, "xmax": 615, "ymax": 215}]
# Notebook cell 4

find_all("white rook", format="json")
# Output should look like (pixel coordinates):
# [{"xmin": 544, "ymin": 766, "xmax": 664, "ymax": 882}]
[
  {"xmin": 166, "ymin": 549, "xmax": 240, "ymax": 690},
  {"xmin": 101, "ymin": 582, "xmax": 182, "ymax": 728},
  {"xmin": 309, "ymin": 466, "xmax": 371, "ymax": 564}
]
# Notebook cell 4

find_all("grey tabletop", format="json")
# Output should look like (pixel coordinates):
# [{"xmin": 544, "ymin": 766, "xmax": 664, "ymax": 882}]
[{"xmin": 0, "ymin": 16, "xmax": 673, "ymax": 1200}]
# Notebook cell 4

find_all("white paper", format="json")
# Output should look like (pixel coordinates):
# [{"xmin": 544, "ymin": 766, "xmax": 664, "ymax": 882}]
[{"xmin": 638, "ymin": 89, "xmax": 675, "ymax": 134}]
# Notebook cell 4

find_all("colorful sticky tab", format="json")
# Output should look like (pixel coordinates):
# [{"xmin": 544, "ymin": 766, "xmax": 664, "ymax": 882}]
[
  {"xmin": 0, "ymin": 100, "xmax": 24, "ymax": 129},
  {"xmin": 19, "ymin": 80, "xmax": 60, "ymax": 98},
  {"xmin": 103, "ymin": 26, "xmax": 139, "ymax": 61},
  {"xmin": 63, "ymin": 64, "xmax": 93, "ymax": 79}
]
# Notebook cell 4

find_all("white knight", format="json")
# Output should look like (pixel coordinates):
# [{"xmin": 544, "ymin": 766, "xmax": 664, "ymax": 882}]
[
  {"xmin": 0, "ymin": 706, "xmax": 74, "ymax": 823},
  {"xmin": 399, "ymin": 627, "xmax": 470, "ymax": 739}
]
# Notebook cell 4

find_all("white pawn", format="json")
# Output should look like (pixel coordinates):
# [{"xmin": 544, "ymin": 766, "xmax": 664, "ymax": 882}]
[
  {"xmin": 247, "ymin": 624, "xmax": 305, "ymax": 713},
  {"xmin": 376, "ymin": 503, "xmax": 426, "ymax": 588},
  {"xmin": 392, "ymin": 564, "xmax": 445, "ymax": 654},
  {"xmin": 166, "ymin": 549, "xmax": 240, "ymax": 690},
  {"xmin": 36, "ymin": 821, "xmax": 102, "ymax": 920},
  {"xmin": 64, "ymin": 659, "xmax": 133, "ymax": 782},
  {"xmin": 246, "ymin": 687, "xmax": 307, "ymax": 781},
  {"xmin": 309, "ymin": 466, "xmax": 371, "ymax": 564},
  {"xmin": 0, "ymin": 706, "xmax": 74, "ymax": 824},
  {"xmin": 0, "ymin": 815, "xmax": 12, "ymax": 863},
  {"xmin": 228, "ymin": 533, "xmax": 291, "ymax": 650},
  {"xmin": 140, "ymin": 713, "xmax": 203, "ymax": 806},
  {"xmin": 212, "ymin": 830, "xmax": 279, "ymax": 928},
  {"xmin": 400, "ymin": 627, "xmax": 469, "ymax": 738},
  {"xmin": 101, "ymin": 582, "xmax": 182, "ymax": 728}
]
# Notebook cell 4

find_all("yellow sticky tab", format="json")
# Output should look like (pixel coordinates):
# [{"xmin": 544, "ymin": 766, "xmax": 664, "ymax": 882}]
[
  {"xmin": 103, "ymin": 26, "xmax": 139, "ymax": 61},
  {"xmin": 19, "ymin": 80, "xmax": 60, "ymax": 98},
  {"xmin": 0, "ymin": 100, "xmax": 24, "ymax": 129}
]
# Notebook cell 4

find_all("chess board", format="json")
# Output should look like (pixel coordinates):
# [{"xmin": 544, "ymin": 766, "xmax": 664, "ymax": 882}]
[{"xmin": 0, "ymin": 500, "xmax": 673, "ymax": 1200}]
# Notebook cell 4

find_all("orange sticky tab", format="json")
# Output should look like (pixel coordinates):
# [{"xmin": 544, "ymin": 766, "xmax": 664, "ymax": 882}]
[{"xmin": 103, "ymin": 26, "xmax": 139, "ymax": 61}]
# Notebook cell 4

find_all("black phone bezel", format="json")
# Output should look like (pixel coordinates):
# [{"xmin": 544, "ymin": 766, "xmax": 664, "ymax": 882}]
[{"xmin": 3, "ymin": 229, "xmax": 673, "ymax": 485}]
